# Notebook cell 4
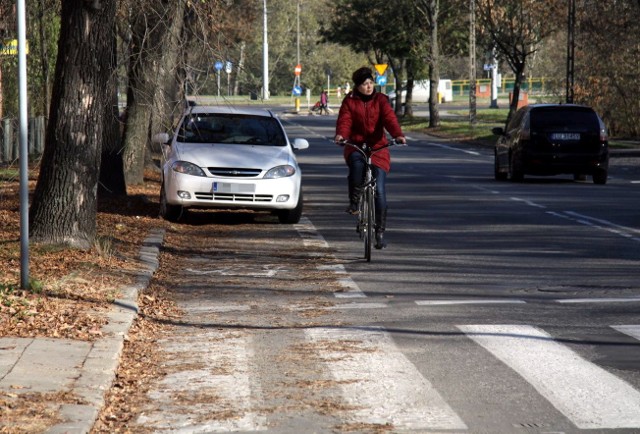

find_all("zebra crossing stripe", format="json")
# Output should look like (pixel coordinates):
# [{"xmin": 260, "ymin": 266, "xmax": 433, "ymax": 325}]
[
  {"xmin": 612, "ymin": 325, "xmax": 640, "ymax": 341},
  {"xmin": 138, "ymin": 331, "xmax": 267, "ymax": 432},
  {"xmin": 458, "ymin": 324, "xmax": 640, "ymax": 429},
  {"xmin": 306, "ymin": 327, "xmax": 468, "ymax": 431}
]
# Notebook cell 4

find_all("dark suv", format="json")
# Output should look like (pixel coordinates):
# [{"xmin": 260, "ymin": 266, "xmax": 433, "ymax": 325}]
[{"xmin": 492, "ymin": 104, "xmax": 609, "ymax": 184}]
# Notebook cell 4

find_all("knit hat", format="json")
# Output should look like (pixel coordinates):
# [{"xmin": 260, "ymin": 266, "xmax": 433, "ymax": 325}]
[{"xmin": 352, "ymin": 67, "xmax": 374, "ymax": 87}]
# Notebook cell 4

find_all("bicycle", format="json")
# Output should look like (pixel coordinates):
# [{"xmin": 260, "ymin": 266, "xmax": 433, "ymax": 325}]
[{"xmin": 339, "ymin": 139, "xmax": 404, "ymax": 262}]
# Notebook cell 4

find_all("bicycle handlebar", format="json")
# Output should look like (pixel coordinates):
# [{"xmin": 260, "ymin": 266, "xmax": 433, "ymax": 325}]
[{"xmin": 337, "ymin": 138, "xmax": 407, "ymax": 155}]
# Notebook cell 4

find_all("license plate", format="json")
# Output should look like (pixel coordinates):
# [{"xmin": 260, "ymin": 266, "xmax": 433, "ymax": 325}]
[
  {"xmin": 551, "ymin": 132, "xmax": 580, "ymax": 141},
  {"xmin": 213, "ymin": 182, "xmax": 255, "ymax": 193}
]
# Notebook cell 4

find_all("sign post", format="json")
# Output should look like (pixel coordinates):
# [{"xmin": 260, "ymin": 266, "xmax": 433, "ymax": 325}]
[
  {"xmin": 214, "ymin": 61, "xmax": 223, "ymax": 97},
  {"xmin": 374, "ymin": 63, "xmax": 389, "ymax": 93},
  {"xmin": 293, "ymin": 64, "xmax": 302, "ymax": 112},
  {"xmin": 225, "ymin": 61, "xmax": 232, "ymax": 96}
]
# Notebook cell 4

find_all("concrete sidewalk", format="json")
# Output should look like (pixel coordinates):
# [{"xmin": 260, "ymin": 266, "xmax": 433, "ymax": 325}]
[{"xmin": 0, "ymin": 228, "xmax": 165, "ymax": 434}]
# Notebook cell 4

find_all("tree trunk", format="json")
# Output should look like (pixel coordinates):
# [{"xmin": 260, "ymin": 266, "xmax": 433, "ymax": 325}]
[
  {"xmin": 30, "ymin": 0, "xmax": 116, "ymax": 249},
  {"xmin": 427, "ymin": 0, "xmax": 440, "ymax": 128},
  {"xmin": 506, "ymin": 65, "xmax": 526, "ymax": 127},
  {"xmin": 99, "ymin": 30, "xmax": 126, "ymax": 198},
  {"xmin": 123, "ymin": 1, "xmax": 184, "ymax": 186}
]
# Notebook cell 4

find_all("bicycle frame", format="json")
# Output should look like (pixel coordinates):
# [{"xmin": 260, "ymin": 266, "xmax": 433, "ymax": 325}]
[{"xmin": 341, "ymin": 139, "xmax": 402, "ymax": 261}]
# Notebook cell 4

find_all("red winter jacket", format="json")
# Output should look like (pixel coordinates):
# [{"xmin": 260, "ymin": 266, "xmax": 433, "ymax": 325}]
[{"xmin": 335, "ymin": 90, "xmax": 404, "ymax": 173}]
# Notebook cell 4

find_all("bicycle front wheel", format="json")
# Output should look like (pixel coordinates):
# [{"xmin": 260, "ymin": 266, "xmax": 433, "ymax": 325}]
[{"xmin": 363, "ymin": 187, "xmax": 375, "ymax": 262}]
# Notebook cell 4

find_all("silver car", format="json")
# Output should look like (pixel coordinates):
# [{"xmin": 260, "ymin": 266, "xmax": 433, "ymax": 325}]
[{"xmin": 154, "ymin": 106, "xmax": 309, "ymax": 223}]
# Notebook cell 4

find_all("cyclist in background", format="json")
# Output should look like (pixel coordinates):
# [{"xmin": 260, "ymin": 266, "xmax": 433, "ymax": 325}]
[{"xmin": 334, "ymin": 66, "xmax": 406, "ymax": 249}]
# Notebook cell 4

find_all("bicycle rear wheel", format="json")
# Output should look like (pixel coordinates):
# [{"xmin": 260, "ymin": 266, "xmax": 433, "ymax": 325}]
[{"xmin": 363, "ymin": 187, "xmax": 375, "ymax": 262}]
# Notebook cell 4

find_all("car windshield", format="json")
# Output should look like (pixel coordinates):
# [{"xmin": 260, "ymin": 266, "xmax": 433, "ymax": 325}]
[
  {"xmin": 531, "ymin": 108, "xmax": 598, "ymax": 132},
  {"xmin": 177, "ymin": 113, "xmax": 287, "ymax": 146}
]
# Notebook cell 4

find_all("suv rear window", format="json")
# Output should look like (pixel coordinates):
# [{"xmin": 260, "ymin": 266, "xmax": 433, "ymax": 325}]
[{"xmin": 530, "ymin": 108, "xmax": 598, "ymax": 131}]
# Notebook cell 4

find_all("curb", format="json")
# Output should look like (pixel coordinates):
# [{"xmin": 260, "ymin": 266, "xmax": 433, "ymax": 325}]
[{"xmin": 46, "ymin": 228, "xmax": 166, "ymax": 434}]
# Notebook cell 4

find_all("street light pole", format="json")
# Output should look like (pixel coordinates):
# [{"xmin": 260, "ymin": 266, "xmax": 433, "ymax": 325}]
[
  {"xmin": 17, "ymin": 0, "xmax": 29, "ymax": 288},
  {"xmin": 262, "ymin": 0, "xmax": 269, "ymax": 100},
  {"xmin": 566, "ymin": 0, "xmax": 575, "ymax": 103}
]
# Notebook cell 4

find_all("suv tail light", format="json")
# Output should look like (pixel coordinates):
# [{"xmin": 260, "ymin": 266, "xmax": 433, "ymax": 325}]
[{"xmin": 598, "ymin": 118, "xmax": 608, "ymax": 142}]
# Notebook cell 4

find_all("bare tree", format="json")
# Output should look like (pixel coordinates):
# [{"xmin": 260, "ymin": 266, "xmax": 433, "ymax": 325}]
[
  {"xmin": 475, "ymin": 0, "xmax": 564, "ymax": 125},
  {"xmin": 121, "ymin": 0, "xmax": 187, "ymax": 186}
]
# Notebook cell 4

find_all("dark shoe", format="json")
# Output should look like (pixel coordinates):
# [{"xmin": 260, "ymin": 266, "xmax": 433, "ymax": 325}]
[
  {"xmin": 375, "ymin": 231, "xmax": 387, "ymax": 249},
  {"xmin": 345, "ymin": 202, "xmax": 359, "ymax": 215}
]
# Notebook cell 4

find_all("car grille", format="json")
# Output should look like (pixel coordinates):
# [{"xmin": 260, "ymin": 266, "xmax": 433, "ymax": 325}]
[
  {"xmin": 194, "ymin": 192, "xmax": 273, "ymax": 202},
  {"xmin": 207, "ymin": 167, "xmax": 262, "ymax": 177}
]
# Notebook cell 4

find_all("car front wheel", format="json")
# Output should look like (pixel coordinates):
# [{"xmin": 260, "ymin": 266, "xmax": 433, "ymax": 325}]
[
  {"xmin": 159, "ymin": 182, "xmax": 184, "ymax": 222},
  {"xmin": 277, "ymin": 192, "xmax": 303, "ymax": 224}
]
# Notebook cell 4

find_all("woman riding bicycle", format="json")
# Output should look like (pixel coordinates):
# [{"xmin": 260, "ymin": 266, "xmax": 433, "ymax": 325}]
[{"xmin": 334, "ymin": 66, "xmax": 406, "ymax": 249}]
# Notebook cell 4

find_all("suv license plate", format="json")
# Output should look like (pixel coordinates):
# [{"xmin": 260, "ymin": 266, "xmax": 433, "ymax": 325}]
[{"xmin": 551, "ymin": 133, "xmax": 580, "ymax": 140}]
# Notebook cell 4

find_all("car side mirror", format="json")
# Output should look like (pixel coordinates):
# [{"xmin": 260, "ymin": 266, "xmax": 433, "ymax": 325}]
[
  {"xmin": 492, "ymin": 127, "xmax": 505, "ymax": 136},
  {"xmin": 292, "ymin": 138, "xmax": 309, "ymax": 150},
  {"xmin": 152, "ymin": 132, "xmax": 171, "ymax": 144}
]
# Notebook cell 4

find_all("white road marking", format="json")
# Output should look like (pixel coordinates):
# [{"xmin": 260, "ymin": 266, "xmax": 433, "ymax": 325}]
[
  {"xmin": 185, "ymin": 265, "xmax": 284, "ymax": 277},
  {"xmin": 555, "ymin": 296, "xmax": 640, "ymax": 304},
  {"xmin": 416, "ymin": 299, "xmax": 526, "ymax": 306},
  {"xmin": 612, "ymin": 325, "xmax": 640, "ymax": 341},
  {"xmin": 428, "ymin": 141, "xmax": 480, "ymax": 156},
  {"xmin": 138, "ymin": 331, "xmax": 267, "ymax": 432},
  {"xmin": 295, "ymin": 218, "xmax": 367, "ymax": 298},
  {"xmin": 510, "ymin": 196, "xmax": 547, "ymax": 209},
  {"xmin": 547, "ymin": 211, "xmax": 640, "ymax": 242},
  {"xmin": 294, "ymin": 217, "xmax": 331, "ymax": 250},
  {"xmin": 306, "ymin": 327, "xmax": 468, "ymax": 431},
  {"xmin": 329, "ymin": 302, "xmax": 387, "ymax": 309},
  {"xmin": 459, "ymin": 324, "xmax": 640, "ymax": 429}
]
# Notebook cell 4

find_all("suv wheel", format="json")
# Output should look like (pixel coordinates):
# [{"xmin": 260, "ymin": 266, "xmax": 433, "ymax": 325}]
[
  {"xmin": 509, "ymin": 152, "xmax": 524, "ymax": 182},
  {"xmin": 592, "ymin": 169, "xmax": 608, "ymax": 185},
  {"xmin": 494, "ymin": 152, "xmax": 508, "ymax": 181}
]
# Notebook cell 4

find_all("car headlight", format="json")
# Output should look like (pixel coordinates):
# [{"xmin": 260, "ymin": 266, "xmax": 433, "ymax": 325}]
[
  {"xmin": 264, "ymin": 165, "xmax": 296, "ymax": 179},
  {"xmin": 171, "ymin": 161, "xmax": 206, "ymax": 177}
]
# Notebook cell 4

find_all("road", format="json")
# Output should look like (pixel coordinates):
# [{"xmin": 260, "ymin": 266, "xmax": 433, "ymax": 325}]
[{"xmin": 121, "ymin": 110, "xmax": 640, "ymax": 433}]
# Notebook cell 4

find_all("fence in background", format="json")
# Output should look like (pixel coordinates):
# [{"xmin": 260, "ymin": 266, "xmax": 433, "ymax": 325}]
[
  {"xmin": 451, "ymin": 77, "xmax": 550, "ymax": 96},
  {"xmin": 0, "ymin": 116, "xmax": 46, "ymax": 164}
]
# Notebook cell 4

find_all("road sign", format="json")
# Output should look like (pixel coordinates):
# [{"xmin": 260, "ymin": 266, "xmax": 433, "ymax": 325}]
[
  {"xmin": 225, "ymin": 61, "xmax": 232, "ymax": 73},
  {"xmin": 294, "ymin": 64, "xmax": 302, "ymax": 76},
  {"xmin": 214, "ymin": 61, "xmax": 223, "ymax": 71},
  {"xmin": 0, "ymin": 39, "xmax": 28, "ymax": 56},
  {"xmin": 376, "ymin": 75, "xmax": 387, "ymax": 86},
  {"xmin": 374, "ymin": 63, "xmax": 388, "ymax": 76},
  {"xmin": 292, "ymin": 85, "xmax": 302, "ymax": 96}
]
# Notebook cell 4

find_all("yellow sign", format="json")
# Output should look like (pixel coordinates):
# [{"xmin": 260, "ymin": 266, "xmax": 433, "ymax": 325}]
[
  {"xmin": 374, "ymin": 63, "xmax": 388, "ymax": 76},
  {"xmin": 0, "ymin": 39, "xmax": 28, "ymax": 56}
]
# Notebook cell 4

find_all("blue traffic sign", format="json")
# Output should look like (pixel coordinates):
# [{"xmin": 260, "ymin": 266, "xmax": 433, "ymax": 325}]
[
  {"xmin": 292, "ymin": 85, "xmax": 302, "ymax": 96},
  {"xmin": 376, "ymin": 75, "xmax": 387, "ymax": 86},
  {"xmin": 214, "ymin": 61, "xmax": 223, "ymax": 71}
]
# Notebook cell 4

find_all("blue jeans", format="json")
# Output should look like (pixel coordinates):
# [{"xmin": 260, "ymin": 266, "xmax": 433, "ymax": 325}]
[{"xmin": 347, "ymin": 152, "xmax": 387, "ymax": 226}]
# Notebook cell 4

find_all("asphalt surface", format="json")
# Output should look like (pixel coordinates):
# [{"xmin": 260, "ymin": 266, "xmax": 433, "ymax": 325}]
[{"xmin": 1, "ymin": 105, "xmax": 639, "ymax": 432}]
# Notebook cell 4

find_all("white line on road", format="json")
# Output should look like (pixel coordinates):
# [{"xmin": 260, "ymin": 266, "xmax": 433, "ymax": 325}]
[
  {"xmin": 306, "ymin": 327, "xmax": 468, "ymax": 431},
  {"xmin": 295, "ymin": 217, "xmax": 367, "ymax": 298},
  {"xmin": 459, "ymin": 324, "xmax": 640, "ymax": 429},
  {"xmin": 555, "ymin": 296, "xmax": 640, "ymax": 304},
  {"xmin": 510, "ymin": 196, "xmax": 547, "ymax": 209},
  {"xmin": 416, "ymin": 299, "xmax": 526, "ymax": 306},
  {"xmin": 612, "ymin": 325, "xmax": 640, "ymax": 341},
  {"xmin": 139, "ymin": 331, "xmax": 267, "ymax": 432}
]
